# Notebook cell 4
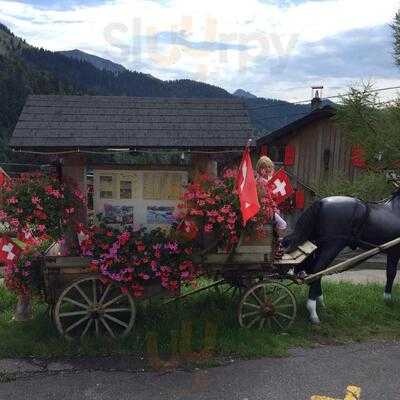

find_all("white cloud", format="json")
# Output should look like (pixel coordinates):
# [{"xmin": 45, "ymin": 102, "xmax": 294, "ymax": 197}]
[{"xmin": 1, "ymin": 0, "xmax": 400, "ymax": 100}]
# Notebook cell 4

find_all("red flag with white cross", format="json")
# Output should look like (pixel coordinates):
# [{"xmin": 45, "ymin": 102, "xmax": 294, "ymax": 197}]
[
  {"xmin": 0, "ymin": 236, "xmax": 22, "ymax": 263},
  {"xmin": 267, "ymin": 169, "xmax": 294, "ymax": 205},
  {"xmin": 235, "ymin": 145, "xmax": 260, "ymax": 225}
]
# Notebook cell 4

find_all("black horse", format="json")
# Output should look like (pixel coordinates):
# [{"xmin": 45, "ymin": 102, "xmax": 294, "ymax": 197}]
[{"xmin": 283, "ymin": 193, "xmax": 400, "ymax": 324}]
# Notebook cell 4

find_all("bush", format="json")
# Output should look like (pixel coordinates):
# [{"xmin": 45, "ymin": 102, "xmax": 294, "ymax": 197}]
[{"xmin": 317, "ymin": 172, "xmax": 393, "ymax": 202}]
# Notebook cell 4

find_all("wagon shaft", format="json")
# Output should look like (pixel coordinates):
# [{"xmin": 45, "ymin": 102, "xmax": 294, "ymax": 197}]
[{"xmin": 304, "ymin": 236, "xmax": 400, "ymax": 284}]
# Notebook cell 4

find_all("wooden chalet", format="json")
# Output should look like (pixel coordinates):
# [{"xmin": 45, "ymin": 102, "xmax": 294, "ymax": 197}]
[
  {"xmin": 10, "ymin": 95, "xmax": 254, "ymax": 229},
  {"xmin": 257, "ymin": 104, "xmax": 363, "ymax": 226}
]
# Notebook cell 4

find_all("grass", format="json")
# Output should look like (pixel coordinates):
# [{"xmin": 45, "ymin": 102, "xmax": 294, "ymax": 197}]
[{"xmin": 0, "ymin": 281, "xmax": 399, "ymax": 364}]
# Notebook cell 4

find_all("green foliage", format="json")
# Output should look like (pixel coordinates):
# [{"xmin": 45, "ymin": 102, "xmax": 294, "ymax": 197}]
[
  {"xmin": 392, "ymin": 11, "xmax": 400, "ymax": 67},
  {"xmin": 335, "ymin": 83, "xmax": 400, "ymax": 171},
  {"xmin": 317, "ymin": 171, "xmax": 393, "ymax": 202},
  {"xmin": 0, "ymin": 53, "xmax": 78, "ymax": 161}
]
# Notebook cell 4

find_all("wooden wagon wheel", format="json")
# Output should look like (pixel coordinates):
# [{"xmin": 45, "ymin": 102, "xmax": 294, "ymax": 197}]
[
  {"xmin": 54, "ymin": 277, "xmax": 136, "ymax": 340},
  {"xmin": 238, "ymin": 281, "xmax": 297, "ymax": 331}
]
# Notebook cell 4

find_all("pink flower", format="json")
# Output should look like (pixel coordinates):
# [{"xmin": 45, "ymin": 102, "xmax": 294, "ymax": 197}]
[
  {"xmin": 10, "ymin": 218, "xmax": 19, "ymax": 227},
  {"xmin": 65, "ymin": 207, "xmax": 75, "ymax": 215},
  {"xmin": 204, "ymin": 223, "xmax": 213, "ymax": 233},
  {"xmin": 37, "ymin": 225, "xmax": 46, "ymax": 233},
  {"xmin": 74, "ymin": 190, "xmax": 85, "ymax": 203},
  {"xmin": 7, "ymin": 196, "xmax": 18, "ymax": 205},
  {"xmin": 165, "ymin": 242, "xmax": 178, "ymax": 252},
  {"xmin": 118, "ymin": 231, "xmax": 130, "ymax": 245},
  {"xmin": 139, "ymin": 273, "xmax": 150, "ymax": 280},
  {"xmin": 150, "ymin": 260, "xmax": 158, "ymax": 271},
  {"xmin": 0, "ymin": 210, "xmax": 8, "ymax": 220},
  {"xmin": 31, "ymin": 196, "xmax": 40, "ymax": 205},
  {"xmin": 48, "ymin": 189, "xmax": 62, "ymax": 199}
]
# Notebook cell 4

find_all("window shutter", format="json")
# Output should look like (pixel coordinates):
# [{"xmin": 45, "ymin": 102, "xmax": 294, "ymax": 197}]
[
  {"xmin": 284, "ymin": 145, "xmax": 296, "ymax": 166},
  {"xmin": 295, "ymin": 190, "xmax": 305, "ymax": 209},
  {"xmin": 351, "ymin": 145, "xmax": 366, "ymax": 168},
  {"xmin": 260, "ymin": 144, "xmax": 268, "ymax": 156}
]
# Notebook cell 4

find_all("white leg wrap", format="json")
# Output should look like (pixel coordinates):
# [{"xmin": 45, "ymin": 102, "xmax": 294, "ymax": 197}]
[
  {"xmin": 384, "ymin": 292, "xmax": 392, "ymax": 302},
  {"xmin": 306, "ymin": 299, "xmax": 320, "ymax": 324},
  {"xmin": 317, "ymin": 295, "xmax": 326, "ymax": 308}
]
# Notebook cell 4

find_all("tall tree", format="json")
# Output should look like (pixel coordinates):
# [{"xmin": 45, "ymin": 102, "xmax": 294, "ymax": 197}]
[{"xmin": 392, "ymin": 10, "xmax": 400, "ymax": 67}]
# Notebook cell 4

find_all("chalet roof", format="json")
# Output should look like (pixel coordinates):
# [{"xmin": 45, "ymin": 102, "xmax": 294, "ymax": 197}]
[
  {"xmin": 257, "ymin": 105, "xmax": 336, "ymax": 145},
  {"xmin": 10, "ymin": 95, "xmax": 254, "ymax": 150}
]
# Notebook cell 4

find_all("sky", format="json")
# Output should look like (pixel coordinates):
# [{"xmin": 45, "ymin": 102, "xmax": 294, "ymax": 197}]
[{"xmin": 1, "ymin": 0, "xmax": 400, "ymax": 102}]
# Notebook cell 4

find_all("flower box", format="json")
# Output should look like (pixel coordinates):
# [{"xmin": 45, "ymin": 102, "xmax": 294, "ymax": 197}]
[{"xmin": 201, "ymin": 224, "xmax": 274, "ymax": 265}]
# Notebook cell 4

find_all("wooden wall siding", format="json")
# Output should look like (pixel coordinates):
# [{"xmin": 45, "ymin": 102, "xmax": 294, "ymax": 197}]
[{"xmin": 274, "ymin": 118, "xmax": 359, "ymax": 206}]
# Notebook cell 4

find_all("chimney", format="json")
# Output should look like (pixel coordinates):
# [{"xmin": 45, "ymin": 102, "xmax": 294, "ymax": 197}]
[{"xmin": 311, "ymin": 86, "xmax": 323, "ymax": 110}]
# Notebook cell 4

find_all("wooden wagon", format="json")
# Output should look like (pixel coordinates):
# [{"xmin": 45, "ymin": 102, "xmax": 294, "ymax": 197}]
[{"xmin": 38, "ymin": 223, "xmax": 318, "ymax": 339}]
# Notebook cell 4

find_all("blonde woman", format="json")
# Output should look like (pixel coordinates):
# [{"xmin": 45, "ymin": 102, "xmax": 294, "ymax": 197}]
[{"xmin": 256, "ymin": 156, "xmax": 288, "ymax": 234}]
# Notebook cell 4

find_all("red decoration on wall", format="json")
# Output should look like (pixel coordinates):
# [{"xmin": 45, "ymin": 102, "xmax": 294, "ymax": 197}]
[
  {"xmin": 351, "ymin": 145, "xmax": 366, "ymax": 168},
  {"xmin": 284, "ymin": 145, "xmax": 296, "ymax": 166},
  {"xmin": 295, "ymin": 190, "xmax": 305, "ymax": 209},
  {"xmin": 260, "ymin": 144, "xmax": 268, "ymax": 156}
]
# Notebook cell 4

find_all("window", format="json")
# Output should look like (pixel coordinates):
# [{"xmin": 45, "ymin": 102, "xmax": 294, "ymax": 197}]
[
  {"xmin": 99, "ymin": 175, "xmax": 114, "ymax": 199},
  {"xmin": 120, "ymin": 180, "xmax": 132, "ymax": 199}
]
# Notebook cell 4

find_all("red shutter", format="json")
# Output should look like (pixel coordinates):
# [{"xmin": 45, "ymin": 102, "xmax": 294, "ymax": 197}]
[
  {"xmin": 351, "ymin": 145, "xmax": 366, "ymax": 168},
  {"xmin": 260, "ymin": 144, "xmax": 268, "ymax": 156},
  {"xmin": 295, "ymin": 190, "xmax": 305, "ymax": 209},
  {"xmin": 284, "ymin": 145, "xmax": 296, "ymax": 166}
]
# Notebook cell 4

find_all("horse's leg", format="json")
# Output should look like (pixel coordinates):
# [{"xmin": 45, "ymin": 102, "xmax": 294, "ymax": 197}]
[
  {"xmin": 384, "ymin": 252, "xmax": 400, "ymax": 301},
  {"xmin": 306, "ymin": 241, "xmax": 346, "ymax": 324}
]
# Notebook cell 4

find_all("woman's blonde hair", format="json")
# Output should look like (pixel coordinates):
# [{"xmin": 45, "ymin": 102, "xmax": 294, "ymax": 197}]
[{"xmin": 256, "ymin": 156, "xmax": 274, "ymax": 173}]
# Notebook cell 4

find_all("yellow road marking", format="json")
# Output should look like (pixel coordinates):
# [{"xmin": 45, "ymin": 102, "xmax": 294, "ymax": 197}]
[{"xmin": 311, "ymin": 385, "xmax": 361, "ymax": 400}]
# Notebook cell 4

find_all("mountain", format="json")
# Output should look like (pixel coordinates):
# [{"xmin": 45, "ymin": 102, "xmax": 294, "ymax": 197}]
[
  {"xmin": 0, "ymin": 23, "xmax": 319, "ymax": 162},
  {"xmin": 233, "ymin": 89, "xmax": 258, "ymax": 99},
  {"xmin": 58, "ymin": 49, "xmax": 126, "ymax": 74},
  {"xmin": 0, "ymin": 23, "xmax": 30, "ymax": 56}
]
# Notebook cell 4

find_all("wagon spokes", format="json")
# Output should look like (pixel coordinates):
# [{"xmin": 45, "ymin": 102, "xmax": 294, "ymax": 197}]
[
  {"xmin": 238, "ymin": 281, "xmax": 297, "ymax": 332},
  {"xmin": 54, "ymin": 277, "xmax": 136, "ymax": 340}
]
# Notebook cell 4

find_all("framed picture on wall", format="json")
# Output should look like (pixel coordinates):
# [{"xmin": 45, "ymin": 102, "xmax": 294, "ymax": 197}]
[
  {"xmin": 146, "ymin": 206, "xmax": 175, "ymax": 225},
  {"xmin": 104, "ymin": 204, "xmax": 134, "ymax": 225}
]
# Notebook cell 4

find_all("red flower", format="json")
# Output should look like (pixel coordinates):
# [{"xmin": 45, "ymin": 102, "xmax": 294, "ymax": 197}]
[{"xmin": 34, "ymin": 209, "xmax": 48, "ymax": 220}]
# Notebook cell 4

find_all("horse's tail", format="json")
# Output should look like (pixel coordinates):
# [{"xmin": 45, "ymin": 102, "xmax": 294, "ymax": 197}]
[{"xmin": 282, "ymin": 200, "xmax": 321, "ymax": 252}]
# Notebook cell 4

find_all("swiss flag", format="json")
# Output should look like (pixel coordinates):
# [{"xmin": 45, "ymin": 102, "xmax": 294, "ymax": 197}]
[
  {"xmin": 236, "ymin": 146, "xmax": 260, "ymax": 225},
  {"xmin": 268, "ymin": 169, "xmax": 294, "ymax": 205},
  {"xmin": 0, "ymin": 236, "xmax": 22, "ymax": 263}
]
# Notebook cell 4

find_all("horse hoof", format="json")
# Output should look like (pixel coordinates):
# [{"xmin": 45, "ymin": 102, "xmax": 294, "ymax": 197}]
[
  {"xmin": 383, "ymin": 293, "xmax": 393, "ymax": 303},
  {"xmin": 310, "ymin": 317, "xmax": 321, "ymax": 325}
]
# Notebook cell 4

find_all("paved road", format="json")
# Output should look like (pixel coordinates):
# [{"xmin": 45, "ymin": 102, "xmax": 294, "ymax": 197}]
[
  {"xmin": 326, "ymin": 269, "xmax": 400, "ymax": 285},
  {"xmin": 0, "ymin": 341, "xmax": 398, "ymax": 400}
]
